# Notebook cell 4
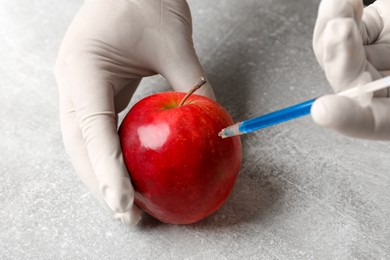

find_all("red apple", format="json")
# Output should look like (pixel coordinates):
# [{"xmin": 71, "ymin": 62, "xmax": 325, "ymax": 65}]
[{"xmin": 119, "ymin": 80, "xmax": 242, "ymax": 224}]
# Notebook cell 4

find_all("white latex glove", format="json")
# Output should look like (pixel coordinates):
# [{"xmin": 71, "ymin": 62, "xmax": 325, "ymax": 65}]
[
  {"xmin": 312, "ymin": 0, "xmax": 390, "ymax": 139},
  {"xmin": 54, "ymin": 0, "xmax": 215, "ymax": 225}
]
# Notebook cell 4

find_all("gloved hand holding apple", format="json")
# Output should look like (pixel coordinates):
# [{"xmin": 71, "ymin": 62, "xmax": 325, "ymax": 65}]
[{"xmin": 54, "ymin": 0, "xmax": 217, "ymax": 225}]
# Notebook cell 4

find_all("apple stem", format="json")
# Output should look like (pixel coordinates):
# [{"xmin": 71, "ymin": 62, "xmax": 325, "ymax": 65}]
[{"xmin": 178, "ymin": 77, "xmax": 207, "ymax": 107}]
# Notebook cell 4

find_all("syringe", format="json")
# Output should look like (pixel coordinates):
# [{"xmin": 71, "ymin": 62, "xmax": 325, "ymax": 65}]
[{"xmin": 219, "ymin": 76, "xmax": 390, "ymax": 138}]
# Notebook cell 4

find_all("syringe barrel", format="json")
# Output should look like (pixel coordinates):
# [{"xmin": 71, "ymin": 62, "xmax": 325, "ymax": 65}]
[{"xmin": 239, "ymin": 99, "xmax": 316, "ymax": 133}]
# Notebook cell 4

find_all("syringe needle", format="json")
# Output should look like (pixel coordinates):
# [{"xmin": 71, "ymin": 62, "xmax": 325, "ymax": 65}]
[
  {"xmin": 218, "ymin": 123, "xmax": 242, "ymax": 139},
  {"xmin": 219, "ymin": 98, "xmax": 315, "ymax": 138}
]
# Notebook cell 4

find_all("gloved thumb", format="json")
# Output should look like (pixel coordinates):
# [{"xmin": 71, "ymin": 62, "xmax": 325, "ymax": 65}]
[
  {"xmin": 158, "ymin": 34, "xmax": 215, "ymax": 100},
  {"xmin": 311, "ymin": 95, "xmax": 390, "ymax": 140}
]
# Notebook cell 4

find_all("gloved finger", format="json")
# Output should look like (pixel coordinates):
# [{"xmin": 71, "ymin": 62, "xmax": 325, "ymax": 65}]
[
  {"xmin": 365, "ymin": 43, "xmax": 390, "ymax": 71},
  {"xmin": 55, "ymin": 59, "xmax": 139, "ymax": 216},
  {"xmin": 59, "ymin": 96, "xmax": 107, "ymax": 208},
  {"xmin": 375, "ymin": 0, "xmax": 390, "ymax": 33},
  {"xmin": 311, "ymin": 95, "xmax": 390, "ymax": 140},
  {"xmin": 160, "ymin": 40, "xmax": 215, "ymax": 100},
  {"xmin": 58, "ymin": 92, "xmax": 142, "ymax": 225},
  {"xmin": 313, "ymin": 0, "xmax": 363, "ymax": 67},
  {"xmin": 361, "ymin": 2, "xmax": 390, "ymax": 71},
  {"xmin": 74, "ymin": 87, "xmax": 135, "ymax": 214},
  {"xmin": 153, "ymin": 0, "xmax": 215, "ymax": 100},
  {"xmin": 321, "ymin": 17, "xmax": 383, "ymax": 92},
  {"xmin": 114, "ymin": 206, "xmax": 142, "ymax": 225},
  {"xmin": 360, "ymin": 3, "xmax": 384, "ymax": 45}
]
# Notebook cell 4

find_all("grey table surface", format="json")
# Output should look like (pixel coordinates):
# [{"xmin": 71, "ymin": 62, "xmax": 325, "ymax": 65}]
[{"xmin": 1, "ymin": 0, "xmax": 389, "ymax": 259}]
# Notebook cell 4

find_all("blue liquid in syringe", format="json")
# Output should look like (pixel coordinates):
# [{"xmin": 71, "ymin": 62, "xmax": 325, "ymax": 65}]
[{"xmin": 238, "ymin": 98, "xmax": 316, "ymax": 134}]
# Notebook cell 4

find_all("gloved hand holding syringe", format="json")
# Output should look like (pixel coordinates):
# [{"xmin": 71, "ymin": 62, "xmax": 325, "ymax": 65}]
[{"xmin": 219, "ymin": 75, "xmax": 390, "ymax": 138}]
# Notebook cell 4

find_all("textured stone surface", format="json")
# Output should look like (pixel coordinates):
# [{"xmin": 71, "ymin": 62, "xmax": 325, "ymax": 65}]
[{"xmin": 1, "ymin": 0, "xmax": 389, "ymax": 259}]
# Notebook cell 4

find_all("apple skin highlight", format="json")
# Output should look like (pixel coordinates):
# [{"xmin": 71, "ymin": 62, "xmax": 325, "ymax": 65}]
[{"xmin": 119, "ymin": 92, "xmax": 242, "ymax": 224}]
